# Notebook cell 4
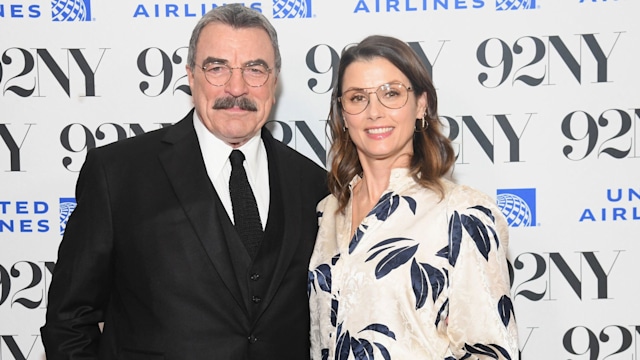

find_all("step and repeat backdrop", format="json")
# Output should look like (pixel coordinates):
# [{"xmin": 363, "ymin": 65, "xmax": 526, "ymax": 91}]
[{"xmin": 1, "ymin": 0, "xmax": 638, "ymax": 359}]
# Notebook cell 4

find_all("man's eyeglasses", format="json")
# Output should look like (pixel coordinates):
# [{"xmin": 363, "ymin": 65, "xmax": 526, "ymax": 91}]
[
  {"xmin": 339, "ymin": 82, "xmax": 413, "ymax": 115},
  {"xmin": 201, "ymin": 63, "xmax": 272, "ymax": 87}
]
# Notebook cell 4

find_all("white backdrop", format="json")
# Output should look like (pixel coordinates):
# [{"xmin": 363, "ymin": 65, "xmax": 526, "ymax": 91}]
[{"xmin": 1, "ymin": 0, "xmax": 639, "ymax": 359}]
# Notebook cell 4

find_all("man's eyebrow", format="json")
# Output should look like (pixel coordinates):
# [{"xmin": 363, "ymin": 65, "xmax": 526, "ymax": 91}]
[
  {"xmin": 201, "ymin": 57, "xmax": 270, "ymax": 68},
  {"xmin": 202, "ymin": 57, "xmax": 228, "ymax": 66},
  {"xmin": 245, "ymin": 59, "xmax": 270, "ymax": 68}
]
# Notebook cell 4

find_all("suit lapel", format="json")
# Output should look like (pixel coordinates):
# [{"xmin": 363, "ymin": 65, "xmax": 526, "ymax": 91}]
[
  {"xmin": 158, "ymin": 112, "xmax": 247, "ymax": 314},
  {"xmin": 256, "ymin": 130, "xmax": 304, "ymax": 317}
]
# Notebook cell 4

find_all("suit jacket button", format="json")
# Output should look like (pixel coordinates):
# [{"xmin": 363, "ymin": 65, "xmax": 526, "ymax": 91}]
[
  {"xmin": 252, "ymin": 295, "xmax": 262, "ymax": 303},
  {"xmin": 250, "ymin": 273, "xmax": 260, "ymax": 281},
  {"xmin": 248, "ymin": 335, "xmax": 258, "ymax": 344}
]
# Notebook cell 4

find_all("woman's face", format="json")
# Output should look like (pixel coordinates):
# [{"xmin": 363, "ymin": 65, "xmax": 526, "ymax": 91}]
[{"xmin": 341, "ymin": 57, "xmax": 427, "ymax": 167}]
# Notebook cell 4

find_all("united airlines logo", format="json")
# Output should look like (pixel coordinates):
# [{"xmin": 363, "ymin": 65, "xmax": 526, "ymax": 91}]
[
  {"xmin": 52, "ymin": 0, "xmax": 92, "ymax": 21},
  {"xmin": 132, "ymin": 3, "xmax": 263, "ymax": 18},
  {"xmin": 579, "ymin": 188, "xmax": 639, "ymax": 222},
  {"xmin": 496, "ymin": 0, "xmax": 537, "ymax": 10},
  {"xmin": 273, "ymin": 0, "xmax": 312, "ymax": 18},
  {"xmin": 496, "ymin": 188, "xmax": 536, "ymax": 227},
  {"xmin": 60, "ymin": 197, "xmax": 76, "ymax": 235},
  {"xmin": 353, "ymin": 0, "xmax": 486, "ymax": 13}
]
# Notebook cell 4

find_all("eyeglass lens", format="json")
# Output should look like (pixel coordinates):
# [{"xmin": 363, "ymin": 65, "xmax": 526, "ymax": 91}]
[
  {"xmin": 340, "ymin": 83, "xmax": 409, "ymax": 115},
  {"xmin": 202, "ymin": 64, "xmax": 270, "ymax": 87}
]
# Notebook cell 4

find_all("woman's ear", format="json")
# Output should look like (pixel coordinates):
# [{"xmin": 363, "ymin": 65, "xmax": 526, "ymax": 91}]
[{"xmin": 416, "ymin": 92, "xmax": 428, "ymax": 119}]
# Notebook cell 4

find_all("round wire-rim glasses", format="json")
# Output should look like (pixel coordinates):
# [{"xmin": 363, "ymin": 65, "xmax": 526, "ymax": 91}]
[
  {"xmin": 201, "ymin": 63, "xmax": 273, "ymax": 87},
  {"xmin": 339, "ymin": 82, "xmax": 413, "ymax": 115}
]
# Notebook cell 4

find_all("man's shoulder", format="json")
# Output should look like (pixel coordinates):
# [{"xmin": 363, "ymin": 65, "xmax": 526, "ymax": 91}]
[{"xmin": 95, "ymin": 112, "xmax": 193, "ymax": 155}]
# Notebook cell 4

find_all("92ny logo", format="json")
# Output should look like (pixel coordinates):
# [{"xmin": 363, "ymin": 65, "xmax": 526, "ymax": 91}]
[
  {"xmin": 563, "ymin": 325, "xmax": 640, "ymax": 360},
  {"xmin": 509, "ymin": 250, "xmax": 622, "ymax": 301},
  {"xmin": 476, "ymin": 32, "xmax": 622, "ymax": 87},
  {"xmin": 0, "ymin": 48, "xmax": 107, "ymax": 97},
  {"xmin": 0, "ymin": 261, "xmax": 54, "ymax": 310}
]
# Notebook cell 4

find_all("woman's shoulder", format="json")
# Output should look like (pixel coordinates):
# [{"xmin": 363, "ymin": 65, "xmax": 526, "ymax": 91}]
[{"xmin": 442, "ymin": 179, "xmax": 499, "ymax": 212}]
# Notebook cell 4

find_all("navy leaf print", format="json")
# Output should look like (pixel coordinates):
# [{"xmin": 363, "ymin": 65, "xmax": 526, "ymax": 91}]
[
  {"xmin": 489, "ymin": 226, "xmax": 500, "ymax": 249},
  {"xmin": 321, "ymin": 349, "xmax": 329, "ymax": 360},
  {"xmin": 410, "ymin": 259, "xmax": 429, "ymax": 309},
  {"xmin": 435, "ymin": 245, "xmax": 449, "ymax": 260},
  {"xmin": 365, "ymin": 246, "xmax": 393, "ymax": 262},
  {"xmin": 373, "ymin": 343, "xmax": 391, "ymax": 360},
  {"xmin": 448, "ymin": 212, "xmax": 462, "ymax": 266},
  {"xmin": 445, "ymin": 357, "xmax": 456, "ymax": 360},
  {"xmin": 331, "ymin": 299, "xmax": 338, "ymax": 327},
  {"xmin": 470, "ymin": 205, "xmax": 495, "ymax": 222},
  {"xmin": 351, "ymin": 338, "xmax": 374, "ymax": 360},
  {"xmin": 372, "ymin": 244, "xmax": 418, "ymax": 279},
  {"xmin": 434, "ymin": 299, "xmax": 448, "ymax": 327},
  {"xmin": 314, "ymin": 264, "xmax": 332, "ymax": 293},
  {"xmin": 317, "ymin": 210, "xmax": 324, "ymax": 218},
  {"xmin": 424, "ymin": 263, "xmax": 445, "ymax": 302},
  {"xmin": 494, "ymin": 345, "xmax": 512, "ymax": 359},
  {"xmin": 348, "ymin": 226, "xmax": 366, "ymax": 254},
  {"xmin": 401, "ymin": 195, "xmax": 417, "ymax": 214},
  {"xmin": 334, "ymin": 324, "xmax": 396, "ymax": 360},
  {"xmin": 366, "ymin": 238, "xmax": 416, "ymax": 279},
  {"xmin": 498, "ymin": 295, "xmax": 515, "ymax": 327},
  {"xmin": 359, "ymin": 323, "xmax": 397, "ymax": 340},
  {"xmin": 371, "ymin": 193, "xmax": 400, "ymax": 221},
  {"xmin": 461, "ymin": 214, "xmax": 491, "ymax": 261},
  {"xmin": 464, "ymin": 343, "xmax": 512, "ymax": 360},
  {"xmin": 368, "ymin": 237, "xmax": 412, "ymax": 251},
  {"xmin": 413, "ymin": 261, "xmax": 448, "ymax": 312},
  {"xmin": 331, "ymin": 253, "xmax": 341, "ymax": 265},
  {"xmin": 410, "ymin": 259, "xmax": 447, "ymax": 309},
  {"xmin": 336, "ymin": 331, "xmax": 351, "ymax": 360},
  {"xmin": 308, "ymin": 270, "xmax": 315, "ymax": 296}
]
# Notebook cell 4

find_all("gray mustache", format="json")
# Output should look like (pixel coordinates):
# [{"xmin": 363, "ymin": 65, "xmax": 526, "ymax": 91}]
[{"xmin": 213, "ymin": 97, "xmax": 258, "ymax": 111}]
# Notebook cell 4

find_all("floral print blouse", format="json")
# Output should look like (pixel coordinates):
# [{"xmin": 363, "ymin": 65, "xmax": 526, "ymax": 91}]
[{"xmin": 308, "ymin": 169, "xmax": 518, "ymax": 359}]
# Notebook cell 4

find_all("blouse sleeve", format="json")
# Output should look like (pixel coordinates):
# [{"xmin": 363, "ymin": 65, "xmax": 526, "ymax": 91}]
[{"xmin": 444, "ymin": 185, "xmax": 519, "ymax": 359}]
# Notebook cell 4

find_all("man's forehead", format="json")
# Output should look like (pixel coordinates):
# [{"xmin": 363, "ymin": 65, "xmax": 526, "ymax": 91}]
[{"xmin": 196, "ymin": 24, "xmax": 274, "ymax": 64}]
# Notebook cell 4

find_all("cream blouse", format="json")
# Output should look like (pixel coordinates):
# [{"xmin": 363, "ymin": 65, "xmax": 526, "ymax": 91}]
[{"xmin": 308, "ymin": 169, "xmax": 518, "ymax": 359}]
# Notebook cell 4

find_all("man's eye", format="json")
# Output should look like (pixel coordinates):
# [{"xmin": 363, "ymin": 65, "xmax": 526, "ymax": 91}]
[
  {"xmin": 207, "ymin": 65, "xmax": 227, "ymax": 74},
  {"xmin": 246, "ymin": 66, "xmax": 266, "ymax": 75}
]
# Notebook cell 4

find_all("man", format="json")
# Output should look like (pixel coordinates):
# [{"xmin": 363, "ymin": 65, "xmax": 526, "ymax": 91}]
[{"xmin": 41, "ymin": 4, "xmax": 328, "ymax": 360}]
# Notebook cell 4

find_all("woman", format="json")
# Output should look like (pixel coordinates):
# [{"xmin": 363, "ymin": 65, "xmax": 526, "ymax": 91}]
[{"xmin": 308, "ymin": 35, "xmax": 518, "ymax": 359}]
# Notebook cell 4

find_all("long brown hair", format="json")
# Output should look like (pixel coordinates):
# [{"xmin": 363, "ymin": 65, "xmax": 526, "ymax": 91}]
[{"xmin": 327, "ymin": 35, "xmax": 455, "ymax": 213}]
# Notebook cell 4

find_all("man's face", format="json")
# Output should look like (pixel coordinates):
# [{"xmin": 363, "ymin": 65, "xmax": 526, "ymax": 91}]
[{"xmin": 186, "ymin": 23, "xmax": 277, "ymax": 147}]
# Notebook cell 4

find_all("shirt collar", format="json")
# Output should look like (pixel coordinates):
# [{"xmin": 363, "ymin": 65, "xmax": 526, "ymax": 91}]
[{"xmin": 193, "ymin": 110, "xmax": 264, "ymax": 183}]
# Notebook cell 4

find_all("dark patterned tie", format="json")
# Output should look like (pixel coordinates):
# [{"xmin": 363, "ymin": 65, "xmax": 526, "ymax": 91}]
[{"xmin": 229, "ymin": 150, "xmax": 263, "ymax": 259}]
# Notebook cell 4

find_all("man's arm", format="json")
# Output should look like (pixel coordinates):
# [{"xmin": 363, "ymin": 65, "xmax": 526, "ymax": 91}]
[{"xmin": 41, "ymin": 149, "xmax": 115, "ymax": 359}]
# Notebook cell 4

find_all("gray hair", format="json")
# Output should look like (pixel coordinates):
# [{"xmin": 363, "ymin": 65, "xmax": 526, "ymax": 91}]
[{"xmin": 187, "ymin": 4, "xmax": 281, "ymax": 74}]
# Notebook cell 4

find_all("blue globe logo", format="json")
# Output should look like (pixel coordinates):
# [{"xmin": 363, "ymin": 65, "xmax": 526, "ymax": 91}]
[
  {"xmin": 497, "ymin": 193, "xmax": 532, "ymax": 227},
  {"xmin": 52, "ymin": 0, "xmax": 88, "ymax": 21},
  {"xmin": 273, "ymin": 0, "xmax": 311, "ymax": 19},
  {"xmin": 496, "ymin": 0, "xmax": 535, "ymax": 10},
  {"xmin": 60, "ymin": 201, "xmax": 77, "ymax": 235}
]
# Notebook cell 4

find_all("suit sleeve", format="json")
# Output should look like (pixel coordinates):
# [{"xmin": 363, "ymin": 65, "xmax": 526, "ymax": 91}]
[{"xmin": 40, "ymin": 149, "xmax": 115, "ymax": 360}]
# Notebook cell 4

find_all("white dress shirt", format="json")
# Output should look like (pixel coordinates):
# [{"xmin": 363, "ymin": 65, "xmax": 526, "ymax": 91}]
[{"xmin": 193, "ymin": 112, "xmax": 269, "ymax": 229}]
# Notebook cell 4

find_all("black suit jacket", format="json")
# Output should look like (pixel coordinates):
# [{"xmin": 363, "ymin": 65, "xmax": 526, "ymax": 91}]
[{"xmin": 41, "ymin": 110, "xmax": 328, "ymax": 360}]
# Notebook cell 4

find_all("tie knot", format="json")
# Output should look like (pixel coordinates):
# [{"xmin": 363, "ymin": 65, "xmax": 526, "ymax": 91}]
[{"xmin": 229, "ymin": 150, "xmax": 245, "ymax": 167}]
